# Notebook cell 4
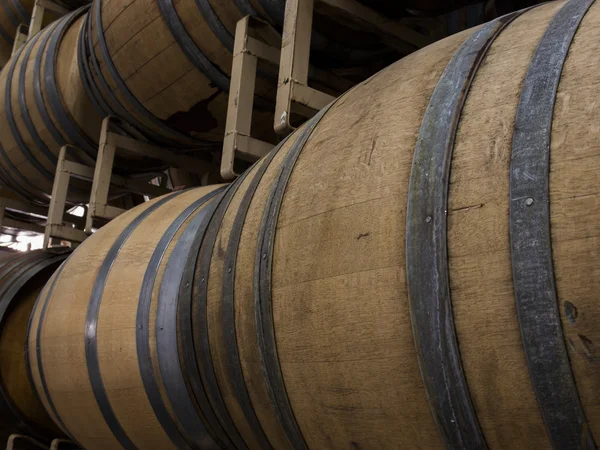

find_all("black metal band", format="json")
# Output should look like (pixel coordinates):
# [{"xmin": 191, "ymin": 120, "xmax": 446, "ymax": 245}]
[
  {"xmin": 0, "ymin": 145, "xmax": 41, "ymax": 203},
  {"xmin": 255, "ymin": 104, "xmax": 332, "ymax": 450},
  {"xmin": 194, "ymin": 0, "xmax": 234, "ymax": 52},
  {"xmin": 136, "ymin": 188, "xmax": 223, "ymax": 450},
  {"xmin": 15, "ymin": 18, "xmax": 90, "ymax": 190},
  {"xmin": 0, "ymin": 251, "xmax": 67, "ymax": 440},
  {"xmin": 156, "ymin": 0, "xmax": 230, "ymax": 92},
  {"xmin": 82, "ymin": 9, "xmax": 163, "ymax": 144},
  {"xmin": 10, "ymin": 0, "xmax": 30, "ymax": 23},
  {"xmin": 92, "ymin": 0, "xmax": 202, "ymax": 147},
  {"xmin": 509, "ymin": 1, "xmax": 596, "ymax": 449},
  {"xmin": 17, "ymin": 26, "xmax": 59, "ymax": 168},
  {"xmin": 44, "ymin": 6, "xmax": 97, "ymax": 159},
  {"xmin": 182, "ymin": 172, "xmax": 252, "ymax": 450},
  {"xmin": 405, "ymin": 12, "xmax": 523, "ymax": 449},
  {"xmin": 0, "ymin": 27, "xmax": 54, "ymax": 202},
  {"xmin": 221, "ymin": 136, "xmax": 291, "ymax": 450},
  {"xmin": 31, "ymin": 16, "xmax": 90, "ymax": 172},
  {"xmin": 4, "ymin": 31, "xmax": 57, "ymax": 188},
  {"xmin": 85, "ymin": 191, "xmax": 185, "ymax": 450},
  {"xmin": 24, "ymin": 249, "xmax": 70, "ymax": 417},
  {"xmin": 156, "ymin": 193, "xmax": 224, "ymax": 450},
  {"xmin": 33, "ymin": 21, "xmax": 71, "ymax": 156},
  {"xmin": 32, "ymin": 258, "xmax": 80, "ymax": 444}
]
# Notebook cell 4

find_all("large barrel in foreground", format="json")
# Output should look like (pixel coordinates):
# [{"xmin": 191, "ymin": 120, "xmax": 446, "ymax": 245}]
[
  {"xmin": 28, "ymin": 1, "xmax": 599, "ymax": 449},
  {"xmin": 0, "ymin": 249, "xmax": 69, "ymax": 441}
]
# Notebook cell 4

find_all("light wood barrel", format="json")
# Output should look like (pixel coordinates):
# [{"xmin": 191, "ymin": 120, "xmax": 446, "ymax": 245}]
[
  {"xmin": 0, "ymin": 6, "xmax": 155, "ymax": 205},
  {"xmin": 0, "ymin": 249, "xmax": 69, "ymax": 442},
  {"xmin": 82, "ymin": 0, "xmax": 395, "ymax": 149},
  {"xmin": 28, "ymin": 1, "xmax": 599, "ymax": 449}
]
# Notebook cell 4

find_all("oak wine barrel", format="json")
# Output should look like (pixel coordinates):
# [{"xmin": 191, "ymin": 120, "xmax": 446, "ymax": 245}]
[
  {"xmin": 0, "ymin": 249, "xmax": 70, "ymax": 442},
  {"xmin": 0, "ymin": 6, "xmax": 159, "ymax": 206},
  {"xmin": 81, "ymin": 0, "xmax": 398, "ymax": 150},
  {"xmin": 28, "ymin": 1, "xmax": 599, "ymax": 449}
]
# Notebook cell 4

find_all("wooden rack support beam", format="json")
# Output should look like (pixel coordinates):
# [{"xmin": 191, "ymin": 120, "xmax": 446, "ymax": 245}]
[
  {"xmin": 222, "ymin": 16, "xmax": 280, "ymax": 180},
  {"xmin": 274, "ymin": 0, "xmax": 336, "ymax": 135}
]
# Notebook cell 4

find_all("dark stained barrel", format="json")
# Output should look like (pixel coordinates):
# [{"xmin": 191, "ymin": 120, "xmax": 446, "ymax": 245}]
[{"xmin": 27, "ymin": 1, "xmax": 600, "ymax": 449}]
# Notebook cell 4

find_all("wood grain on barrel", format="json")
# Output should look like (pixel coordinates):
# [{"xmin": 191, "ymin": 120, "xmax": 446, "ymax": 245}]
[
  {"xmin": 448, "ymin": 3, "xmax": 564, "ymax": 449},
  {"xmin": 551, "ymin": 0, "xmax": 600, "ymax": 439},
  {"xmin": 0, "ymin": 9, "xmax": 100, "ymax": 204}
]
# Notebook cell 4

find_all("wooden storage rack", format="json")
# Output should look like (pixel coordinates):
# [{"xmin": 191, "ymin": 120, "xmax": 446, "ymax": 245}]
[
  {"xmin": 43, "ymin": 116, "xmax": 217, "ymax": 249},
  {"xmin": 221, "ymin": 0, "xmax": 436, "ymax": 179}
]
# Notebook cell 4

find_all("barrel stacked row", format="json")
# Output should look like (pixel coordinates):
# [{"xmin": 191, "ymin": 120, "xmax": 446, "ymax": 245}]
[
  {"xmin": 0, "ymin": 0, "xmax": 401, "ymax": 206},
  {"xmin": 22, "ymin": 1, "xmax": 599, "ymax": 449}
]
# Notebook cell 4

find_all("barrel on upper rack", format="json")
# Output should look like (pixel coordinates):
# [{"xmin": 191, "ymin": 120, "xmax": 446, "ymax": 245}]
[
  {"xmin": 27, "ymin": 1, "xmax": 600, "ymax": 449},
  {"xmin": 0, "ymin": 6, "xmax": 159, "ymax": 206},
  {"xmin": 82, "ymin": 0, "xmax": 402, "ymax": 150},
  {"xmin": 0, "ymin": 249, "xmax": 70, "ymax": 442},
  {"xmin": 0, "ymin": 1, "xmax": 92, "ymax": 69}
]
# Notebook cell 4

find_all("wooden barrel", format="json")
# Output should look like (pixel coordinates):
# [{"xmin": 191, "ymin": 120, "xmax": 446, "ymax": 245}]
[
  {"xmin": 0, "ymin": 249, "xmax": 70, "ymax": 442},
  {"xmin": 0, "ymin": 6, "xmax": 156, "ymax": 206},
  {"xmin": 0, "ymin": 1, "xmax": 92, "ymax": 69},
  {"xmin": 82, "ymin": 0, "xmax": 397, "ymax": 150},
  {"xmin": 28, "ymin": 1, "xmax": 600, "ymax": 449}
]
